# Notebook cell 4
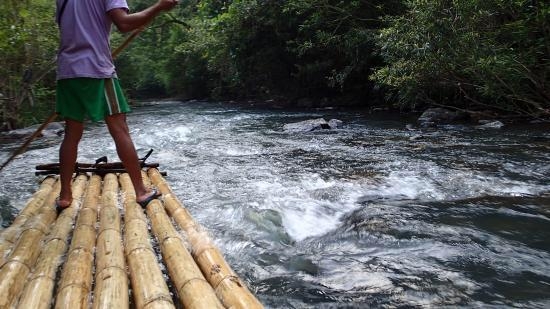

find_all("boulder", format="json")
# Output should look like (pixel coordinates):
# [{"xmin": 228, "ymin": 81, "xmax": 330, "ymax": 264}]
[
  {"xmin": 4, "ymin": 121, "xmax": 64, "ymax": 138},
  {"xmin": 283, "ymin": 118, "xmax": 342, "ymax": 133},
  {"xmin": 476, "ymin": 120, "xmax": 504, "ymax": 129},
  {"xmin": 41, "ymin": 121, "xmax": 65, "ymax": 136},
  {"xmin": 328, "ymin": 119, "xmax": 343, "ymax": 129},
  {"xmin": 417, "ymin": 108, "xmax": 468, "ymax": 127}
]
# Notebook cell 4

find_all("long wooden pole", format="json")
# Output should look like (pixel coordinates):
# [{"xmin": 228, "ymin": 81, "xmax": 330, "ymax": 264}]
[
  {"xmin": 0, "ymin": 175, "xmax": 88, "ymax": 308},
  {"xmin": 148, "ymin": 168, "xmax": 264, "ymax": 309},
  {"xmin": 0, "ymin": 28, "xmax": 145, "ymax": 172},
  {"xmin": 0, "ymin": 113, "xmax": 58, "ymax": 172},
  {"xmin": 93, "ymin": 173, "xmax": 129, "ymax": 309},
  {"xmin": 119, "ymin": 173, "xmax": 175, "ymax": 309}
]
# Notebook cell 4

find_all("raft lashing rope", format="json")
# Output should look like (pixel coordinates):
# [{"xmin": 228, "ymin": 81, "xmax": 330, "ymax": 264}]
[{"xmin": 0, "ymin": 162, "xmax": 264, "ymax": 308}]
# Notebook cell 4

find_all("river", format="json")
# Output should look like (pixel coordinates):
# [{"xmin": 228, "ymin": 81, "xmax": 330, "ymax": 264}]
[{"xmin": 1, "ymin": 101, "xmax": 549, "ymax": 308}]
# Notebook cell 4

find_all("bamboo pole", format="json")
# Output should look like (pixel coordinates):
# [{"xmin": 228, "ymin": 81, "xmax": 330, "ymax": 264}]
[
  {"xmin": 18, "ymin": 175, "xmax": 94, "ymax": 309},
  {"xmin": 0, "ymin": 177, "xmax": 56, "ymax": 264},
  {"xmin": 148, "ymin": 168, "xmax": 264, "ymax": 309},
  {"xmin": 93, "ymin": 173, "xmax": 129, "ymax": 309},
  {"xmin": 146, "ymin": 198, "xmax": 224, "ymax": 309},
  {"xmin": 0, "ymin": 113, "xmax": 58, "ymax": 172},
  {"xmin": 119, "ymin": 173, "xmax": 175, "ymax": 309},
  {"xmin": 53, "ymin": 175, "xmax": 102, "ymax": 309},
  {"xmin": 0, "ymin": 176, "xmax": 56, "ymax": 237},
  {"xmin": 0, "ymin": 175, "xmax": 88, "ymax": 308}
]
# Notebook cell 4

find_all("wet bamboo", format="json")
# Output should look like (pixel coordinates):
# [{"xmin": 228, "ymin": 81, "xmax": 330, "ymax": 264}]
[
  {"xmin": 19, "ymin": 175, "xmax": 94, "ymax": 309},
  {"xmin": 0, "ymin": 177, "xmax": 56, "ymax": 264},
  {"xmin": 0, "ymin": 175, "xmax": 88, "ymax": 308},
  {"xmin": 119, "ymin": 173, "xmax": 175, "ymax": 309},
  {"xmin": 53, "ymin": 175, "xmax": 102, "ymax": 309},
  {"xmin": 93, "ymin": 173, "xmax": 129, "ymax": 309},
  {"xmin": 146, "ymin": 199, "xmax": 224, "ymax": 309},
  {"xmin": 147, "ymin": 169, "xmax": 264, "ymax": 309}
]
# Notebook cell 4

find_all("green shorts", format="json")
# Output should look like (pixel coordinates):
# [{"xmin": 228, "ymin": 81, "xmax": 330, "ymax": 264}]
[{"xmin": 56, "ymin": 78, "xmax": 131, "ymax": 122}]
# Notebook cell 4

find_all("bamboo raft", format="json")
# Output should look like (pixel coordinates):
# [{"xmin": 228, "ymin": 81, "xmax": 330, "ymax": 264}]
[{"xmin": 0, "ymin": 161, "xmax": 264, "ymax": 309}]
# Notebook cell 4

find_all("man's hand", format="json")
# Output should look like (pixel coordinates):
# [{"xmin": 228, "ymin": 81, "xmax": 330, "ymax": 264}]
[
  {"xmin": 156, "ymin": 0, "xmax": 178, "ymax": 12},
  {"xmin": 109, "ymin": 0, "xmax": 179, "ymax": 33}
]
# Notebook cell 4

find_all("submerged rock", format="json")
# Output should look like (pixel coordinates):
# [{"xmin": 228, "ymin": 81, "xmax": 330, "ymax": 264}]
[
  {"xmin": 405, "ymin": 124, "xmax": 416, "ymax": 131},
  {"xmin": 2, "ymin": 121, "xmax": 64, "ymax": 139},
  {"xmin": 418, "ymin": 108, "xmax": 468, "ymax": 127},
  {"xmin": 283, "ymin": 118, "xmax": 342, "ymax": 133},
  {"xmin": 476, "ymin": 120, "xmax": 504, "ymax": 129},
  {"xmin": 328, "ymin": 119, "xmax": 343, "ymax": 129}
]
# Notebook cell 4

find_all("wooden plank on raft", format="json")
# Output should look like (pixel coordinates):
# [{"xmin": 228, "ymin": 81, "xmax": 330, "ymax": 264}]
[
  {"xmin": 36, "ymin": 162, "xmax": 160, "ymax": 170},
  {"xmin": 35, "ymin": 167, "xmax": 167, "ymax": 176}
]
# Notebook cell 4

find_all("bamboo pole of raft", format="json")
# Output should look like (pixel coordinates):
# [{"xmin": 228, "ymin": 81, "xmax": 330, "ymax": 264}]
[
  {"xmin": 0, "ymin": 177, "xmax": 56, "ymax": 265},
  {"xmin": 147, "ymin": 168, "xmax": 264, "ymax": 309},
  {"xmin": 119, "ymin": 174, "xmax": 175, "ymax": 309},
  {"xmin": 93, "ymin": 173, "xmax": 129, "ymax": 309},
  {"xmin": 53, "ymin": 175, "xmax": 102, "ymax": 309},
  {"xmin": 18, "ymin": 175, "xmax": 97, "ymax": 309},
  {"xmin": 0, "ymin": 175, "xmax": 88, "ymax": 308},
  {"xmin": 146, "ymin": 198, "xmax": 224, "ymax": 309}
]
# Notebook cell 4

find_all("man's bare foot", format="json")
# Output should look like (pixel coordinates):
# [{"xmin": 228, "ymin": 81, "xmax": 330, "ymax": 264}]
[
  {"xmin": 136, "ymin": 189, "xmax": 161, "ymax": 208},
  {"xmin": 57, "ymin": 196, "xmax": 72, "ymax": 208},
  {"xmin": 55, "ymin": 197, "xmax": 73, "ymax": 215}
]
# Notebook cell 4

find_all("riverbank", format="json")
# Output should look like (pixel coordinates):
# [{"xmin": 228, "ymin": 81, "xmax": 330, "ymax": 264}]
[
  {"xmin": 142, "ymin": 97, "xmax": 550, "ymax": 128},
  {"xmin": 2, "ymin": 97, "xmax": 549, "ymax": 139}
]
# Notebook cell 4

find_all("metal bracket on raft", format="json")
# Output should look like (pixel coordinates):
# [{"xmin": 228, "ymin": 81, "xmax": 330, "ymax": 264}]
[{"xmin": 34, "ymin": 148, "xmax": 167, "ymax": 176}]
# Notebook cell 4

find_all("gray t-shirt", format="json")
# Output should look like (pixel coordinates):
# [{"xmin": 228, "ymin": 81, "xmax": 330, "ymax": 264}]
[{"xmin": 56, "ymin": 0, "xmax": 129, "ymax": 80}]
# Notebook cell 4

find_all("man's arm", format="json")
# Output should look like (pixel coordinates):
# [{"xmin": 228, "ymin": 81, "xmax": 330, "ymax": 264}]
[{"xmin": 109, "ymin": 0, "xmax": 178, "ymax": 33}]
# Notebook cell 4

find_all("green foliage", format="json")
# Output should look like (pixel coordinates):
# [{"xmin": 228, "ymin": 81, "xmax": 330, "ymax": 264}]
[
  {"xmin": 0, "ymin": 0, "xmax": 58, "ymax": 129},
  {"xmin": 113, "ymin": 0, "xmax": 187, "ymax": 98},
  {"xmin": 164, "ymin": 0, "xmax": 403, "ymax": 101},
  {"xmin": 283, "ymin": 0, "xmax": 402, "ymax": 97},
  {"xmin": 1, "ymin": 0, "xmax": 548, "ymax": 127},
  {"xmin": 372, "ymin": 0, "xmax": 550, "ymax": 116},
  {"xmin": 170, "ymin": 0, "xmax": 296, "ymax": 99}
]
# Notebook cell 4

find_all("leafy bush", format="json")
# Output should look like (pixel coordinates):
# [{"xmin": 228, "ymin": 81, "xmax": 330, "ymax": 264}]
[
  {"xmin": 372, "ymin": 0, "xmax": 550, "ymax": 116},
  {"xmin": 0, "ymin": 0, "xmax": 58, "ymax": 129},
  {"xmin": 166, "ymin": 0, "xmax": 403, "ymax": 102}
]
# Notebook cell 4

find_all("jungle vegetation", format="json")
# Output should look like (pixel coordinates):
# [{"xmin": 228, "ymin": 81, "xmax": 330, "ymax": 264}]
[{"xmin": 1, "ymin": 0, "xmax": 548, "ymax": 129}]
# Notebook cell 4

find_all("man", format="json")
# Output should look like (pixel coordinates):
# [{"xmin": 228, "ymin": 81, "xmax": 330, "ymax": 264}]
[{"xmin": 55, "ymin": 0, "xmax": 178, "ymax": 211}]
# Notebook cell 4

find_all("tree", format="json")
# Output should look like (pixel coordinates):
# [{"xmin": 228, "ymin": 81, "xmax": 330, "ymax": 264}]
[
  {"xmin": 372, "ymin": 0, "xmax": 550, "ymax": 117},
  {"xmin": 0, "ymin": 0, "xmax": 58, "ymax": 129}
]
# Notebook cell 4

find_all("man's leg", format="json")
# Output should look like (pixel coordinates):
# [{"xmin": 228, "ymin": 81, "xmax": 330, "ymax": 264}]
[
  {"xmin": 58, "ymin": 119, "xmax": 84, "ymax": 208},
  {"xmin": 105, "ymin": 113, "xmax": 152, "ymax": 202}
]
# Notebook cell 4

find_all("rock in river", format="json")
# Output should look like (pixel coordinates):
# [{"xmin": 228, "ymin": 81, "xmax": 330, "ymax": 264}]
[{"xmin": 283, "ymin": 118, "xmax": 342, "ymax": 133}]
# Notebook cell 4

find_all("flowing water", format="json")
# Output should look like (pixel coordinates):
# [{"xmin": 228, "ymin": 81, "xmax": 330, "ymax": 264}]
[{"xmin": 1, "ymin": 101, "xmax": 549, "ymax": 308}]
